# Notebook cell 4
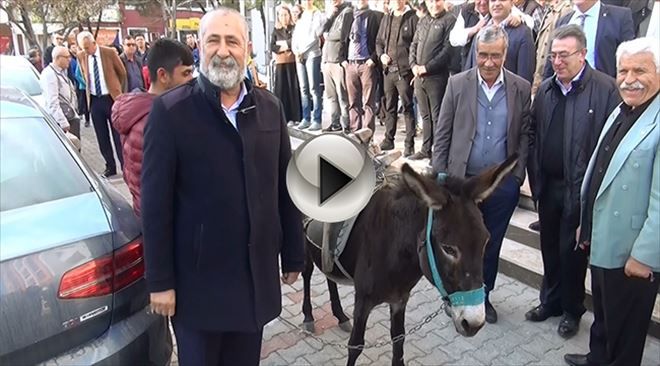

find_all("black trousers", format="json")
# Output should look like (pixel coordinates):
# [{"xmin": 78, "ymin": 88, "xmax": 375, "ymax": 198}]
[
  {"xmin": 481, "ymin": 175, "xmax": 520, "ymax": 295},
  {"xmin": 538, "ymin": 179, "xmax": 588, "ymax": 317},
  {"xmin": 414, "ymin": 74, "xmax": 448, "ymax": 155},
  {"xmin": 587, "ymin": 266, "xmax": 659, "ymax": 366},
  {"xmin": 382, "ymin": 70, "xmax": 415, "ymax": 148},
  {"xmin": 172, "ymin": 319, "xmax": 263, "ymax": 366},
  {"xmin": 90, "ymin": 95, "xmax": 123, "ymax": 170},
  {"xmin": 76, "ymin": 89, "xmax": 89, "ymax": 121}
]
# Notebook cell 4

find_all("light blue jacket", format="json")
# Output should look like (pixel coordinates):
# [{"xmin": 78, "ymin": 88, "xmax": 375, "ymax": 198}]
[{"xmin": 581, "ymin": 94, "xmax": 660, "ymax": 272}]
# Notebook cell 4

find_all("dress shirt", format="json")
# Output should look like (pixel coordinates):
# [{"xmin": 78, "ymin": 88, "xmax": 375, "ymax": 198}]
[
  {"xmin": 478, "ymin": 68, "xmax": 505, "ymax": 101},
  {"xmin": 568, "ymin": 1, "xmax": 601, "ymax": 68},
  {"xmin": 87, "ymin": 46, "xmax": 110, "ymax": 96},
  {"xmin": 222, "ymin": 82, "xmax": 248, "ymax": 130},
  {"xmin": 449, "ymin": 6, "xmax": 534, "ymax": 47}
]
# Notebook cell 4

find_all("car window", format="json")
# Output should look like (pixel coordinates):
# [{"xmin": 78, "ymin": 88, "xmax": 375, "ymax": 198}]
[
  {"xmin": 0, "ymin": 117, "xmax": 91, "ymax": 211},
  {"xmin": 0, "ymin": 67, "xmax": 41, "ymax": 96}
]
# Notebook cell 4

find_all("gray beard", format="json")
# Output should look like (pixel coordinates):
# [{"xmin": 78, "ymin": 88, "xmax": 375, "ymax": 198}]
[{"xmin": 201, "ymin": 55, "xmax": 244, "ymax": 90}]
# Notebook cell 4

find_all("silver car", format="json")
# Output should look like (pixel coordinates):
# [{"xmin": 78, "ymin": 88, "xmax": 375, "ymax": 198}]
[
  {"xmin": 0, "ymin": 55, "xmax": 45, "ymax": 107},
  {"xmin": 0, "ymin": 87, "xmax": 172, "ymax": 365}
]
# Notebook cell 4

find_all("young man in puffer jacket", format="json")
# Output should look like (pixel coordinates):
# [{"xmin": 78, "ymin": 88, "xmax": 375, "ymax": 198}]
[{"xmin": 111, "ymin": 39, "xmax": 194, "ymax": 216}]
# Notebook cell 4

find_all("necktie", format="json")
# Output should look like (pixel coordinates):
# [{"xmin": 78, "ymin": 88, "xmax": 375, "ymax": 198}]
[
  {"xmin": 577, "ymin": 14, "xmax": 587, "ymax": 29},
  {"xmin": 92, "ymin": 54, "xmax": 102, "ymax": 96}
]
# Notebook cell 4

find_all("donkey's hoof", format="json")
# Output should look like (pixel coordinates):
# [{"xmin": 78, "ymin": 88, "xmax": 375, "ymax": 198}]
[
  {"xmin": 338, "ymin": 320, "xmax": 352, "ymax": 332},
  {"xmin": 302, "ymin": 321, "xmax": 315, "ymax": 333}
]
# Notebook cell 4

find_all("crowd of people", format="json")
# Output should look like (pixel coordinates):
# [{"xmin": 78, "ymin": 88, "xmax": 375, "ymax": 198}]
[{"xmin": 29, "ymin": 1, "xmax": 659, "ymax": 365}]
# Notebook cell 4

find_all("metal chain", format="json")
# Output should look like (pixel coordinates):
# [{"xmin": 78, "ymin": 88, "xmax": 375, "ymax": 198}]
[{"xmin": 275, "ymin": 303, "xmax": 444, "ymax": 351}]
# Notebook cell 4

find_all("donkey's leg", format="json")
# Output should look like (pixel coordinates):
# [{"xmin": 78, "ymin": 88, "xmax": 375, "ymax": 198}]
[
  {"xmin": 302, "ymin": 249, "xmax": 316, "ymax": 333},
  {"xmin": 347, "ymin": 296, "xmax": 375, "ymax": 366},
  {"xmin": 327, "ymin": 279, "xmax": 352, "ymax": 332},
  {"xmin": 390, "ymin": 297, "xmax": 409, "ymax": 366}
]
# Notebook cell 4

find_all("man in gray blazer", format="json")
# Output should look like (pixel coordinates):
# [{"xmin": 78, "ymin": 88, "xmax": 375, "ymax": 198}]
[{"xmin": 432, "ymin": 25, "xmax": 531, "ymax": 324}]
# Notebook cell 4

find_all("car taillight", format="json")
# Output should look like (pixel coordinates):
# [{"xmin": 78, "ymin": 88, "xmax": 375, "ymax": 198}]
[{"xmin": 58, "ymin": 236, "xmax": 144, "ymax": 299}]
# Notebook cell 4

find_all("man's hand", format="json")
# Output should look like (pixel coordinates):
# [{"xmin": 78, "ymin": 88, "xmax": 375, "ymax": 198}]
[
  {"xmin": 625, "ymin": 257, "xmax": 654, "ymax": 280},
  {"xmin": 341, "ymin": 60, "xmax": 348, "ymax": 69},
  {"xmin": 366, "ymin": 59, "xmax": 375, "ymax": 67},
  {"xmin": 468, "ymin": 17, "xmax": 489, "ymax": 37},
  {"xmin": 380, "ymin": 54, "xmax": 391, "ymax": 66},
  {"xmin": 506, "ymin": 14, "xmax": 522, "ymax": 27},
  {"xmin": 296, "ymin": 53, "xmax": 303, "ymax": 63},
  {"xmin": 281, "ymin": 272, "xmax": 300, "ymax": 285},
  {"xmin": 418, "ymin": 65, "xmax": 427, "ymax": 76},
  {"xmin": 150, "ymin": 289, "xmax": 176, "ymax": 317},
  {"xmin": 62, "ymin": 126, "xmax": 70, "ymax": 133},
  {"xmin": 575, "ymin": 226, "xmax": 590, "ymax": 251}
]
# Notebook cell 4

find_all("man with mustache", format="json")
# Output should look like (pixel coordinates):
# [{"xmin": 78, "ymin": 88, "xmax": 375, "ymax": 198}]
[
  {"xmin": 432, "ymin": 25, "xmax": 531, "ymax": 324},
  {"xmin": 565, "ymin": 37, "xmax": 659, "ymax": 366},
  {"xmin": 525, "ymin": 25, "xmax": 620, "ymax": 339},
  {"xmin": 140, "ymin": 7, "xmax": 304, "ymax": 365}
]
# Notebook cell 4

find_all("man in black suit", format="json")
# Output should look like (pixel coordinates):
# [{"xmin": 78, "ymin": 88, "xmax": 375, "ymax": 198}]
[
  {"xmin": 543, "ymin": 0, "xmax": 634, "ymax": 78},
  {"xmin": 141, "ymin": 7, "xmax": 304, "ymax": 366}
]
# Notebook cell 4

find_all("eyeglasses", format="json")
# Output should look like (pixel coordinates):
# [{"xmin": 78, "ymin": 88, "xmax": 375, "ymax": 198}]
[
  {"xmin": 477, "ymin": 52, "xmax": 504, "ymax": 62},
  {"xmin": 547, "ymin": 50, "xmax": 582, "ymax": 62}
]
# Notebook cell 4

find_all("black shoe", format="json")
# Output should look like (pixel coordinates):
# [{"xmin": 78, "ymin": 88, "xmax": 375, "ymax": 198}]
[
  {"xmin": 343, "ymin": 127, "xmax": 351, "ymax": 134},
  {"xmin": 563, "ymin": 354, "xmax": 592, "ymax": 366},
  {"xmin": 84, "ymin": 119, "xmax": 91, "ymax": 127},
  {"xmin": 379, "ymin": 140, "xmax": 394, "ymax": 151},
  {"xmin": 558, "ymin": 314, "xmax": 580, "ymax": 339},
  {"xmin": 485, "ymin": 300, "xmax": 498, "ymax": 323},
  {"xmin": 529, "ymin": 220, "xmax": 541, "ymax": 231},
  {"xmin": 408, "ymin": 151, "xmax": 430, "ymax": 160},
  {"xmin": 103, "ymin": 168, "xmax": 117, "ymax": 178},
  {"xmin": 322, "ymin": 124, "xmax": 342, "ymax": 133},
  {"xmin": 525, "ymin": 304, "xmax": 562, "ymax": 322},
  {"xmin": 403, "ymin": 147, "xmax": 414, "ymax": 157}
]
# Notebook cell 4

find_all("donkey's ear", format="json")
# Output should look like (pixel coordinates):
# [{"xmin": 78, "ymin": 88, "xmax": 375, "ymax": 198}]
[
  {"xmin": 401, "ymin": 163, "xmax": 449, "ymax": 210},
  {"xmin": 467, "ymin": 154, "xmax": 519, "ymax": 203}
]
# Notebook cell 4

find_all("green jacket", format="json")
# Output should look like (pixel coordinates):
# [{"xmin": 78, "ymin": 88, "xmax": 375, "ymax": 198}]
[{"xmin": 581, "ymin": 94, "xmax": 660, "ymax": 271}]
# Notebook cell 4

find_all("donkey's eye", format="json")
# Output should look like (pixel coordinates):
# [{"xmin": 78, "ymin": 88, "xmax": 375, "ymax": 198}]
[{"xmin": 442, "ymin": 245, "xmax": 458, "ymax": 258}]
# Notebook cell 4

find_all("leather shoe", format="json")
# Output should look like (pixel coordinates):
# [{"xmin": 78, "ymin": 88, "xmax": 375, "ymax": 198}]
[
  {"xmin": 528, "ymin": 220, "xmax": 541, "ymax": 231},
  {"xmin": 525, "ymin": 304, "xmax": 562, "ymax": 322},
  {"xmin": 558, "ymin": 314, "xmax": 580, "ymax": 339},
  {"xmin": 408, "ymin": 151, "xmax": 430, "ymax": 160},
  {"xmin": 379, "ymin": 140, "xmax": 394, "ymax": 151},
  {"xmin": 564, "ymin": 354, "xmax": 592, "ymax": 366},
  {"xmin": 322, "ymin": 124, "xmax": 342, "ymax": 133},
  {"xmin": 103, "ymin": 168, "xmax": 117, "ymax": 178},
  {"xmin": 403, "ymin": 147, "xmax": 414, "ymax": 157},
  {"xmin": 485, "ymin": 299, "xmax": 497, "ymax": 323}
]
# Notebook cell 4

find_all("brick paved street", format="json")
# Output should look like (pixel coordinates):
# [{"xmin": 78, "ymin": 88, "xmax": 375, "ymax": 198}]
[{"xmin": 79, "ymin": 123, "xmax": 660, "ymax": 365}]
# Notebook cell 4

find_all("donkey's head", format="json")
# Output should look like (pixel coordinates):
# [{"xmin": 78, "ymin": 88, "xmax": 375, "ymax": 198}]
[{"xmin": 401, "ymin": 155, "xmax": 518, "ymax": 337}]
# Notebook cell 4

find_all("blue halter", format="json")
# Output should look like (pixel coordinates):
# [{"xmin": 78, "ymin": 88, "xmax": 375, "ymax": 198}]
[{"xmin": 425, "ymin": 174, "xmax": 485, "ymax": 307}]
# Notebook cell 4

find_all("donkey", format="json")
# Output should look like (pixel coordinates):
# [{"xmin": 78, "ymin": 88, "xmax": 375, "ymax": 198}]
[{"xmin": 302, "ymin": 155, "xmax": 518, "ymax": 366}]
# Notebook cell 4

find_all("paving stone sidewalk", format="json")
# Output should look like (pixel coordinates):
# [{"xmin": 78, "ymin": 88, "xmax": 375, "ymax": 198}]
[{"xmin": 79, "ymin": 123, "xmax": 660, "ymax": 366}]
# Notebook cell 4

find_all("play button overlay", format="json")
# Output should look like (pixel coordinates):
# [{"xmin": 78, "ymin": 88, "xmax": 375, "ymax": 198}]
[
  {"xmin": 287, "ymin": 134, "xmax": 376, "ymax": 223},
  {"xmin": 319, "ymin": 156, "xmax": 354, "ymax": 205}
]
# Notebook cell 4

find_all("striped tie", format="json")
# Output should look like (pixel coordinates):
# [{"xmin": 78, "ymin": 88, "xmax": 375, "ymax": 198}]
[
  {"xmin": 92, "ymin": 55, "xmax": 102, "ymax": 96},
  {"xmin": 577, "ymin": 14, "xmax": 587, "ymax": 29}
]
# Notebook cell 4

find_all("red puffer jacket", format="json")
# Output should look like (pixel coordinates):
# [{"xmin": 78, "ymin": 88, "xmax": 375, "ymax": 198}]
[{"xmin": 111, "ymin": 92, "xmax": 155, "ymax": 217}]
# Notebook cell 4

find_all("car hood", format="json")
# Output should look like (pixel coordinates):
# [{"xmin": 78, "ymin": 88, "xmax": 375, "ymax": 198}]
[{"xmin": 0, "ymin": 192, "xmax": 111, "ymax": 261}]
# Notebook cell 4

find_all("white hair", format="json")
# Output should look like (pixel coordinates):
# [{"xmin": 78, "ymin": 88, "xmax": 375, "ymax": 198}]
[
  {"xmin": 198, "ymin": 7, "xmax": 249, "ymax": 42},
  {"xmin": 51, "ymin": 45, "xmax": 69, "ymax": 60},
  {"xmin": 616, "ymin": 37, "xmax": 660, "ymax": 73},
  {"xmin": 76, "ymin": 31, "xmax": 95, "ymax": 47}
]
